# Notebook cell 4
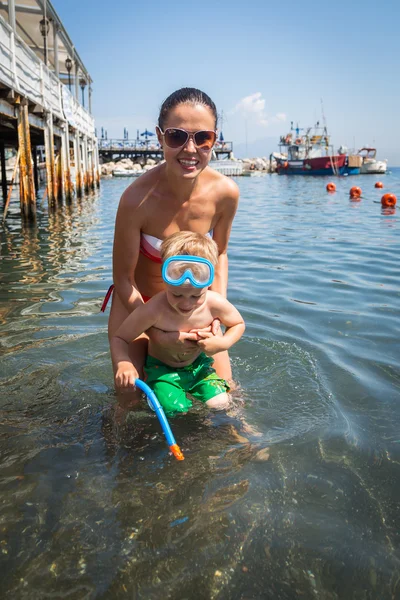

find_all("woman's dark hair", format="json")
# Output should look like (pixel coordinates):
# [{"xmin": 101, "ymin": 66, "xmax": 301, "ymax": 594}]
[{"xmin": 158, "ymin": 88, "xmax": 218, "ymax": 130}]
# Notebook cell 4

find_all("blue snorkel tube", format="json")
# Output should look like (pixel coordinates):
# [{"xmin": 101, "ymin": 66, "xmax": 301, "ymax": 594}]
[{"xmin": 135, "ymin": 378, "xmax": 184, "ymax": 461}]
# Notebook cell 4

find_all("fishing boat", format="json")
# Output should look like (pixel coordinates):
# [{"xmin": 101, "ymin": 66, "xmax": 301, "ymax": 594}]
[
  {"xmin": 357, "ymin": 148, "xmax": 387, "ymax": 174},
  {"xmin": 273, "ymin": 122, "xmax": 356, "ymax": 176}
]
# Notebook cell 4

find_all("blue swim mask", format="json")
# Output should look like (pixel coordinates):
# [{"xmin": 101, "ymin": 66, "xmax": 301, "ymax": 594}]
[{"xmin": 162, "ymin": 255, "xmax": 214, "ymax": 288}]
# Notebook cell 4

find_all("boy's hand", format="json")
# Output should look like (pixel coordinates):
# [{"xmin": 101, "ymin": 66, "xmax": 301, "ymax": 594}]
[
  {"xmin": 196, "ymin": 332, "xmax": 226, "ymax": 356},
  {"xmin": 115, "ymin": 361, "xmax": 139, "ymax": 389},
  {"xmin": 190, "ymin": 318, "xmax": 221, "ymax": 340}
]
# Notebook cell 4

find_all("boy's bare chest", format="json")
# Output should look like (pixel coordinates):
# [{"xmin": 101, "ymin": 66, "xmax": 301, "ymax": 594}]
[{"xmin": 156, "ymin": 305, "xmax": 214, "ymax": 332}]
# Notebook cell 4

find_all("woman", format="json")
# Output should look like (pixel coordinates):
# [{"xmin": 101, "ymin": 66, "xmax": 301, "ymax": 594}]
[{"xmin": 106, "ymin": 88, "xmax": 239, "ymax": 404}]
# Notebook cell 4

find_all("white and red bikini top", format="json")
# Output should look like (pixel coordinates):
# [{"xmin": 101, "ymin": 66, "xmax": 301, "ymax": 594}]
[{"xmin": 139, "ymin": 231, "xmax": 213, "ymax": 264}]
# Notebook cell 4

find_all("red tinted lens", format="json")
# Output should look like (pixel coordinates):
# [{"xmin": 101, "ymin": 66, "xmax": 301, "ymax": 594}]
[
  {"xmin": 164, "ymin": 128, "xmax": 189, "ymax": 148},
  {"xmin": 194, "ymin": 130, "xmax": 216, "ymax": 149}
]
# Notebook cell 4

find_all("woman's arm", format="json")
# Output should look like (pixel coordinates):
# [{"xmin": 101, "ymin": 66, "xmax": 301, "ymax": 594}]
[
  {"xmin": 211, "ymin": 178, "xmax": 239, "ymax": 298},
  {"xmin": 112, "ymin": 186, "xmax": 145, "ymax": 313}
]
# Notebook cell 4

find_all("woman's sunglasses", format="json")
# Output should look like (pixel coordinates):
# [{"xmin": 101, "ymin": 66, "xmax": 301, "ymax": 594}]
[{"xmin": 157, "ymin": 127, "xmax": 216, "ymax": 150}]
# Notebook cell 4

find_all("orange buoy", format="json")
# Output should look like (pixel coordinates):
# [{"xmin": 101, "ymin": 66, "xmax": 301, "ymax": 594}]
[
  {"xmin": 381, "ymin": 193, "xmax": 397, "ymax": 207},
  {"xmin": 349, "ymin": 186, "xmax": 362, "ymax": 198},
  {"xmin": 326, "ymin": 182, "xmax": 336, "ymax": 192},
  {"xmin": 375, "ymin": 181, "xmax": 384, "ymax": 189}
]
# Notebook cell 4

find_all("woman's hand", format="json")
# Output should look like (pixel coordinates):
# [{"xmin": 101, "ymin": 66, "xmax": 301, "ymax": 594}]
[
  {"xmin": 115, "ymin": 361, "xmax": 139, "ymax": 389},
  {"xmin": 211, "ymin": 317, "xmax": 221, "ymax": 336}
]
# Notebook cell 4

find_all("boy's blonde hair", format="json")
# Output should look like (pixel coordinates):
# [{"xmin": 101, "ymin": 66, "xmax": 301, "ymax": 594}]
[{"xmin": 161, "ymin": 231, "xmax": 219, "ymax": 265}]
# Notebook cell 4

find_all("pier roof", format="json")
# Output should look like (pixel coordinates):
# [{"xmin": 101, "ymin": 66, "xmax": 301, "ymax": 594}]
[{"xmin": 0, "ymin": 0, "xmax": 91, "ymax": 85}]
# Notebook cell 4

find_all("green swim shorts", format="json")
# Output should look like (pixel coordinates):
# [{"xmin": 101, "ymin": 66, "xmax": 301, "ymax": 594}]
[{"xmin": 143, "ymin": 353, "xmax": 230, "ymax": 415}]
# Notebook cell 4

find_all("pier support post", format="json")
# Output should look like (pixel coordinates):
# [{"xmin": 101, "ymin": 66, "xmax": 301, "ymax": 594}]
[
  {"xmin": 32, "ymin": 146, "xmax": 39, "ymax": 193},
  {"xmin": 74, "ymin": 132, "xmax": 83, "ymax": 198},
  {"xmin": 0, "ymin": 141, "xmax": 7, "ymax": 202},
  {"xmin": 44, "ymin": 112, "xmax": 56, "ymax": 205},
  {"xmin": 55, "ymin": 137, "xmax": 63, "ymax": 201},
  {"xmin": 83, "ymin": 136, "xmax": 90, "ymax": 194},
  {"xmin": 17, "ymin": 101, "xmax": 36, "ymax": 220},
  {"xmin": 89, "ymin": 139, "xmax": 95, "ymax": 190},
  {"xmin": 62, "ymin": 125, "xmax": 73, "ymax": 201},
  {"xmin": 93, "ymin": 139, "xmax": 100, "ymax": 188},
  {"xmin": 91, "ymin": 151, "xmax": 95, "ymax": 190}
]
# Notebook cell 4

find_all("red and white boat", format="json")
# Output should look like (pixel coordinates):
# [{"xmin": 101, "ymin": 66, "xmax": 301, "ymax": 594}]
[{"xmin": 272, "ymin": 122, "xmax": 354, "ymax": 176}]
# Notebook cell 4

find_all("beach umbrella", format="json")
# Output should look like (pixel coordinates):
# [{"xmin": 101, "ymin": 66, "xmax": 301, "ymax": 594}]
[
  {"xmin": 219, "ymin": 131, "xmax": 224, "ymax": 142},
  {"xmin": 141, "ymin": 129, "xmax": 155, "ymax": 141}
]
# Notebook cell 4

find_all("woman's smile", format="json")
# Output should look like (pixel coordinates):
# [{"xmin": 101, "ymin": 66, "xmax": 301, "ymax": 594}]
[{"xmin": 178, "ymin": 158, "xmax": 199, "ymax": 171}]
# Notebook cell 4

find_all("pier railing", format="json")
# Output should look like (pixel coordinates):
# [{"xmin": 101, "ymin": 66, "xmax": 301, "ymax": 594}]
[
  {"xmin": 0, "ymin": 15, "xmax": 94, "ymax": 137},
  {"xmin": 98, "ymin": 139, "xmax": 234, "ymax": 153},
  {"xmin": 99, "ymin": 139, "xmax": 161, "ymax": 151}
]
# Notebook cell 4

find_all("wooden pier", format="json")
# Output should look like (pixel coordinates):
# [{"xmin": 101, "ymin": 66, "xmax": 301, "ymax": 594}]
[
  {"xmin": 0, "ymin": 0, "xmax": 100, "ymax": 221},
  {"xmin": 98, "ymin": 139, "xmax": 234, "ymax": 162}
]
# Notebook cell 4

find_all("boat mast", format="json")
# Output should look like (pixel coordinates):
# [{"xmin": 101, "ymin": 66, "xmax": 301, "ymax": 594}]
[{"xmin": 320, "ymin": 98, "xmax": 338, "ymax": 176}]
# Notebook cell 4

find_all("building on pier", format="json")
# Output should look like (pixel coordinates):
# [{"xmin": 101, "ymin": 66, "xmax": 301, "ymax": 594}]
[{"xmin": 0, "ymin": 0, "xmax": 100, "ymax": 220}]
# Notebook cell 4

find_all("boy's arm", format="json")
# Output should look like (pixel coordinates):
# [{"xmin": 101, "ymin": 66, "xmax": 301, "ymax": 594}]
[
  {"xmin": 196, "ymin": 294, "xmax": 245, "ymax": 355},
  {"xmin": 111, "ymin": 300, "xmax": 158, "ymax": 387}
]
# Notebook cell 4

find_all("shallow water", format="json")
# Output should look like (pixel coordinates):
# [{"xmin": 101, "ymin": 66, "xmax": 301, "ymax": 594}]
[{"xmin": 1, "ymin": 171, "xmax": 400, "ymax": 599}]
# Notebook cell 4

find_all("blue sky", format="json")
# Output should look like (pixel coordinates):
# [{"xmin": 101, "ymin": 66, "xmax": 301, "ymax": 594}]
[{"xmin": 53, "ymin": 0, "xmax": 400, "ymax": 164}]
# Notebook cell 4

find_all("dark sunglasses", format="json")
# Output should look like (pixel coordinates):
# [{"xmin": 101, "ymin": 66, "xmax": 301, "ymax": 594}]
[{"xmin": 157, "ymin": 127, "xmax": 216, "ymax": 150}]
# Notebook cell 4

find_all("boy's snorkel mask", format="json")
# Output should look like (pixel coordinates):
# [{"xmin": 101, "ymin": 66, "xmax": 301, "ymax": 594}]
[{"xmin": 162, "ymin": 255, "xmax": 214, "ymax": 288}]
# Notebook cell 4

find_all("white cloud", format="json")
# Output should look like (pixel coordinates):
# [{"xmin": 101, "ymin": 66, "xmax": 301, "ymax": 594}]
[{"xmin": 230, "ymin": 93, "xmax": 286, "ymax": 127}]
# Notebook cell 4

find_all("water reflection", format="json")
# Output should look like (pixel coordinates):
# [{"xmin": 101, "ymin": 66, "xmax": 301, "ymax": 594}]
[{"xmin": 0, "ymin": 174, "xmax": 400, "ymax": 598}]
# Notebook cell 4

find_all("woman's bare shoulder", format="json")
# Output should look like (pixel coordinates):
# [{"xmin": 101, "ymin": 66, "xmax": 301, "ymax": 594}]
[
  {"xmin": 119, "ymin": 163, "xmax": 164, "ymax": 211},
  {"xmin": 205, "ymin": 167, "xmax": 239, "ymax": 202}
]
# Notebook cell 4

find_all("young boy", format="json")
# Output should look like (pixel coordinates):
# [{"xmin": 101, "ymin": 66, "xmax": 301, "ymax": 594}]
[{"xmin": 110, "ymin": 231, "xmax": 245, "ymax": 415}]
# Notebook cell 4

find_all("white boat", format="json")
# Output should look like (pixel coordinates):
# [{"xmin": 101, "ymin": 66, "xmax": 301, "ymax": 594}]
[
  {"xmin": 209, "ymin": 160, "xmax": 243, "ymax": 176},
  {"xmin": 112, "ymin": 169, "xmax": 142, "ymax": 177},
  {"xmin": 358, "ymin": 148, "xmax": 387, "ymax": 174},
  {"xmin": 242, "ymin": 171, "xmax": 267, "ymax": 177}
]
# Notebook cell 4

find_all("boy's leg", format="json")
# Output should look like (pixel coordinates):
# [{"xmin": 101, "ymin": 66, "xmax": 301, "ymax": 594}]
[
  {"xmin": 190, "ymin": 354, "xmax": 230, "ymax": 409},
  {"xmin": 205, "ymin": 392, "xmax": 230, "ymax": 410}
]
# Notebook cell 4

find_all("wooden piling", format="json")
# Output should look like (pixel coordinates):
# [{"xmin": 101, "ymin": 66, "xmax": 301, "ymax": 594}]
[
  {"xmin": 17, "ymin": 101, "xmax": 36, "ymax": 220},
  {"xmin": 44, "ymin": 112, "xmax": 57, "ymax": 205},
  {"xmin": 83, "ymin": 136, "xmax": 90, "ymax": 194},
  {"xmin": 88, "ymin": 141, "xmax": 95, "ymax": 190},
  {"xmin": 2, "ymin": 149, "xmax": 20, "ymax": 221},
  {"xmin": 56, "ymin": 147, "xmax": 63, "ymax": 201},
  {"xmin": 93, "ymin": 140, "xmax": 100, "ymax": 188},
  {"xmin": 0, "ymin": 140, "xmax": 7, "ymax": 202},
  {"xmin": 32, "ymin": 146, "xmax": 39, "ymax": 192},
  {"xmin": 62, "ymin": 126, "xmax": 73, "ymax": 201},
  {"xmin": 74, "ymin": 132, "xmax": 83, "ymax": 198}
]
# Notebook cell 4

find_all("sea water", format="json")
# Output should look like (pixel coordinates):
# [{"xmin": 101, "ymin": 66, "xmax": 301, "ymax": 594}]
[{"xmin": 0, "ymin": 171, "xmax": 399, "ymax": 598}]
